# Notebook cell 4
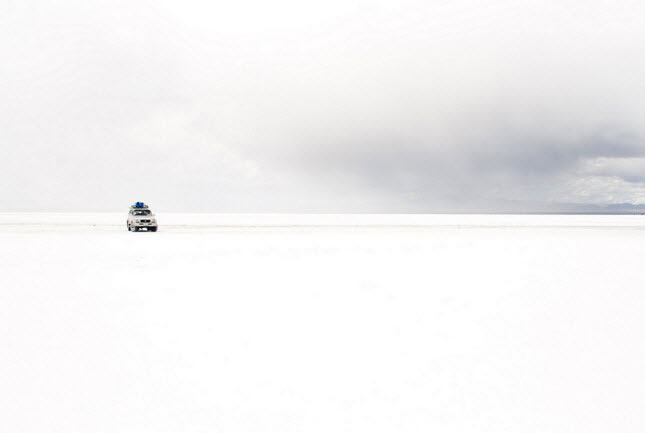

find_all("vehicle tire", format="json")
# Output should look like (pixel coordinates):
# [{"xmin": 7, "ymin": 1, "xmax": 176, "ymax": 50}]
[
  {"xmin": 150, "ymin": 227, "xmax": 157, "ymax": 232},
  {"xmin": 133, "ymin": 226, "xmax": 138, "ymax": 232},
  {"xmin": 127, "ymin": 224, "xmax": 131, "ymax": 231}
]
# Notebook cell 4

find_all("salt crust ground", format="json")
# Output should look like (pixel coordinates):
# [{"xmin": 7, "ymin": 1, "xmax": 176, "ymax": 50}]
[{"xmin": 2, "ymin": 213, "xmax": 645, "ymax": 432}]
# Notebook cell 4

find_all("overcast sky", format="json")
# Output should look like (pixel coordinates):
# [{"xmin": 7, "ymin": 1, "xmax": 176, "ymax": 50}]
[{"xmin": 2, "ymin": 0, "xmax": 645, "ymax": 212}]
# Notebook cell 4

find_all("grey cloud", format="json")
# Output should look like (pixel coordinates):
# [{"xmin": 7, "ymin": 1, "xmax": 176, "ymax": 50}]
[
  {"xmin": 581, "ymin": 156, "xmax": 645, "ymax": 184},
  {"xmin": 3, "ymin": 0, "xmax": 645, "ymax": 211}
]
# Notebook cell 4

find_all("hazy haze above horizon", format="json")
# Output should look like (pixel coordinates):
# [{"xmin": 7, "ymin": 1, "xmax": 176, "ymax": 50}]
[{"xmin": 2, "ymin": 0, "xmax": 645, "ymax": 212}]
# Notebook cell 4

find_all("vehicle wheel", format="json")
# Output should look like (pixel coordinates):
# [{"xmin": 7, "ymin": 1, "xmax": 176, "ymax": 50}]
[
  {"xmin": 127, "ymin": 224, "xmax": 131, "ymax": 231},
  {"xmin": 133, "ymin": 226, "xmax": 138, "ymax": 232},
  {"xmin": 150, "ymin": 227, "xmax": 157, "ymax": 232}
]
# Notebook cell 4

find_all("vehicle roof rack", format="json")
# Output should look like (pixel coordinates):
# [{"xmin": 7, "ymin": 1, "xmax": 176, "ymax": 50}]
[{"xmin": 130, "ymin": 202, "xmax": 149, "ymax": 209}]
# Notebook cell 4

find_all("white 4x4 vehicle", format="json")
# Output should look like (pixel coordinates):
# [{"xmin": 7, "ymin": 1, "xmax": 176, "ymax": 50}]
[{"xmin": 127, "ymin": 202, "xmax": 158, "ymax": 232}]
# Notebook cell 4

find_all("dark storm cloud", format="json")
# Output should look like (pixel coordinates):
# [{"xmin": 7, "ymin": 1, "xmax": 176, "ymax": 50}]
[{"xmin": 2, "ymin": 0, "xmax": 645, "ymax": 211}]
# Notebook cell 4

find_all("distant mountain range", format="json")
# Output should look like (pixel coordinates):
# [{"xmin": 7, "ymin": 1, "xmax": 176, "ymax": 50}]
[
  {"xmin": 605, "ymin": 203, "xmax": 645, "ymax": 211},
  {"xmin": 421, "ymin": 200, "xmax": 645, "ymax": 214},
  {"xmin": 502, "ymin": 202, "xmax": 645, "ymax": 214}
]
